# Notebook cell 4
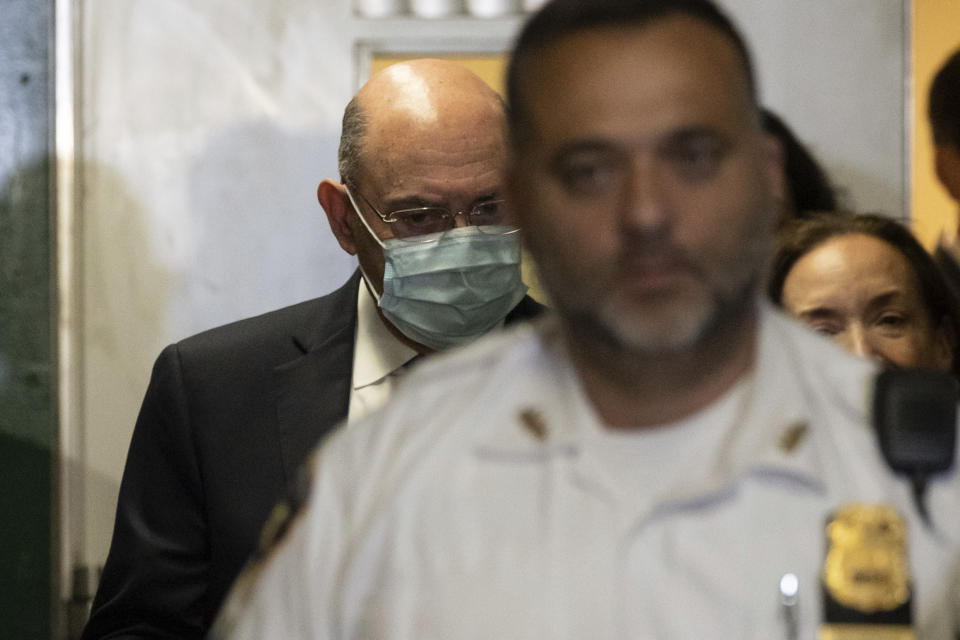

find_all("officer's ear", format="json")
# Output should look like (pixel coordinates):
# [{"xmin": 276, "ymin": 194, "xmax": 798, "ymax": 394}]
[
  {"xmin": 503, "ymin": 154, "xmax": 534, "ymax": 232},
  {"xmin": 318, "ymin": 180, "xmax": 358, "ymax": 255},
  {"xmin": 761, "ymin": 131, "xmax": 785, "ymax": 205}
]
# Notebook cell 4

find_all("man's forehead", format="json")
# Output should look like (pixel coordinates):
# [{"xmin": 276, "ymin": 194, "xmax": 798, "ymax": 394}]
[
  {"xmin": 519, "ymin": 16, "xmax": 754, "ymax": 141},
  {"xmin": 528, "ymin": 14, "xmax": 751, "ymax": 89},
  {"xmin": 359, "ymin": 128, "xmax": 506, "ymax": 199},
  {"xmin": 361, "ymin": 87, "xmax": 505, "ymax": 156},
  {"xmin": 364, "ymin": 116, "xmax": 505, "ymax": 165},
  {"xmin": 355, "ymin": 93, "xmax": 506, "ymax": 192}
]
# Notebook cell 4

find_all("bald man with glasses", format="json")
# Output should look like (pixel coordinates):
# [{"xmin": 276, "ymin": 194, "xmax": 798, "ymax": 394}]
[{"xmin": 83, "ymin": 59, "xmax": 543, "ymax": 640}]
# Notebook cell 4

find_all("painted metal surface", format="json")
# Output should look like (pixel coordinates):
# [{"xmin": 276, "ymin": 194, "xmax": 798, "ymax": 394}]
[{"xmin": 0, "ymin": 0, "xmax": 56, "ymax": 637}]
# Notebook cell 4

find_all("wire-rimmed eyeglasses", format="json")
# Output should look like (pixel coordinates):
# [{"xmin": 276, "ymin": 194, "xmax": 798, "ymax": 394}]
[{"xmin": 346, "ymin": 185, "xmax": 514, "ymax": 241}]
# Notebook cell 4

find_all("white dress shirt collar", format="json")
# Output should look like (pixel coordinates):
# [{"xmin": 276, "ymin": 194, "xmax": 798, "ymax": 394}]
[{"xmin": 347, "ymin": 279, "xmax": 419, "ymax": 423}]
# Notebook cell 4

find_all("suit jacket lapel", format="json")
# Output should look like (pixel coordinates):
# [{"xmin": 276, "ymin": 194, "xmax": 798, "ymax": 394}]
[
  {"xmin": 273, "ymin": 272, "xmax": 360, "ymax": 484},
  {"xmin": 272, "ymin": 278, "xmax": 544, "ymax": 484}
]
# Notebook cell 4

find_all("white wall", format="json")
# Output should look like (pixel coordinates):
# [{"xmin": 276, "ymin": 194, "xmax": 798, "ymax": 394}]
[
  {"xmin": 729, "ymin": 0, "xmax": 907, "ymax": 216},
  {"xmin": 74, "ymin": 0, "xmax": 907, "ymax": 570},
  {"xmin": 79, "ymin": 0, "xmax": 356, "ymax": 570}
]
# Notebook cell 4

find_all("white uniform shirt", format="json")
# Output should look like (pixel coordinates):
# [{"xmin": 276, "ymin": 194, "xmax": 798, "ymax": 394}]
[
  {"xmin": 347, "ymin": 281, "xmax": 419, "ymax": 423},
  {"xmin": 219, "ymin": 304, "xmax": 960, "ymax": 640}
]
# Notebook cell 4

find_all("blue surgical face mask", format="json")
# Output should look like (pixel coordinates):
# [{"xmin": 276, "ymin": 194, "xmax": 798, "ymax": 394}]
[{"xmin": 345, "ymin": 187, "xmax": 528, "ymax": 351}]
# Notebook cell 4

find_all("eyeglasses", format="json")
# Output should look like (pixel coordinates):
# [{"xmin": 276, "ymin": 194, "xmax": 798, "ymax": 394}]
[{"xmin": 347, "ymin": 186, "xmax": 511, "ymax": 240}]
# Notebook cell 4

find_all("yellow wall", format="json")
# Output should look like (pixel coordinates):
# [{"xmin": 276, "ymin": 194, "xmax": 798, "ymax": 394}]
[{"xmin": 912, "ymin": 1, "xmax": 960, "ymax": 248}]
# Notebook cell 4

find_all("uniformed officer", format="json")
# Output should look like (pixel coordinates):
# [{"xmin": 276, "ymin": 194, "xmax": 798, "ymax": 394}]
[{"xmin": 214, "ymin": 1, "xmax": 960, "ymax": 638}]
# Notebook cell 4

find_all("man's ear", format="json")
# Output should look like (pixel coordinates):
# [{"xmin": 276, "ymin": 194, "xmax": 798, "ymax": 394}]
[
  {"xmin": 935, "ymin": 144, "xmax": 960, "ymax": 203},
  {"xmin": 757, "ymin": 132, "xmax": 787, "ymax": 228},
  {"xmin": 318, "ymin": 180, "xmax": 357, "ymax": 255}
]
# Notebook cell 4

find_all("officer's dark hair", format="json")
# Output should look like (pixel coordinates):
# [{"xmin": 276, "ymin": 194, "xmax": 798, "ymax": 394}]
[
  {"xmin": 762, "ymin": 108, "xmax": 837, "ymax": 217},
  {"xmin": 769, "ymin": 212, "xmax": 960, "ymax": 374},
  {"xmin": 929, "ymin": 48, "xmax": 960, "ymax": 148},
  {"xmin": 506, "ymin": 0, "xmax": 757, "ymax": 152}
]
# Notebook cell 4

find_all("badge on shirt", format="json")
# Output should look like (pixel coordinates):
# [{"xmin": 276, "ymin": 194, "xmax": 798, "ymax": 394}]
[{"xmin": 818, "ymin": 503, "xmax": 915, "ymax": 640}]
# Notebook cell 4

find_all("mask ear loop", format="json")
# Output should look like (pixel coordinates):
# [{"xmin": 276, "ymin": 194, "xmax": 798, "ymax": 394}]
[
  {"xmin": 344, "ymin": 186, "xmax": 386, "ymax": 249},
  {"xmin": 357, "ymin": 263, "xmax": 382, "ymax": 304},
  {"xmin": 344, "ymin": 185, "xmax": 385, "ymax": 304}
]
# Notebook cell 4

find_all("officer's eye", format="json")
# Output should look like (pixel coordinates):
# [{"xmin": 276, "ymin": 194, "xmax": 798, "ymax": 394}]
[
  {"xmin": 555, "ymin": 153, "xmax": 623, "ymax": 196},
  {"xmin": 663, "ymin": 138, "xmax": 725, "ymax": 181}
]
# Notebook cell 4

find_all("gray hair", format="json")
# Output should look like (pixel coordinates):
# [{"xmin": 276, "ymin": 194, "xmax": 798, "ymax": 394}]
[{"xmin": 338, "ymin": 96, "xmax": 368, "ymax": 185}]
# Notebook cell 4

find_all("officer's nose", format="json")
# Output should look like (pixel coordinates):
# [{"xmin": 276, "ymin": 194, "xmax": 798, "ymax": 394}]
[{"xmin": 624, "ymin": 159, "xmax": 669, "ymax": 236}]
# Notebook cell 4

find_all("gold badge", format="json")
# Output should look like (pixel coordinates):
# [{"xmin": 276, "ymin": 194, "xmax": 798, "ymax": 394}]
[
  {"xmin": 819, "ymin": 624, "xmax": 915, "ymax": 640},
  {"xmin": 822, "ymin": 503, "xmax": 911, "ymax": 614}
]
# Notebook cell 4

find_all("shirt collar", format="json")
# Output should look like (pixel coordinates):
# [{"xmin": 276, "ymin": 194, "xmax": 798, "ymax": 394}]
[
  {"xmin": 474, "ymin": 304, "xmax": 875, "ymax": 493},
  {"xmin": 352, "ymin": 279, "xmax": 419, "ymax": 390}
]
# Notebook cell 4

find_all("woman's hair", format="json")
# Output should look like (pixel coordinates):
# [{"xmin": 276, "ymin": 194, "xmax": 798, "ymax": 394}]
[
  {"xmin": 761, "ymin": 109, "xmax": 837, "ymax": 217},
  {"xmin": 769, "ymin": 212, "xmax": 960, "ymax": 372}
]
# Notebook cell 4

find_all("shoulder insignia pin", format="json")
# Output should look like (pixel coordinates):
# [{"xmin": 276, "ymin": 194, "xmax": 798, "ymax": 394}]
[
  {"xmin": 779, "ymin": 421, "xmax": 809, "ymax": 453},
  {"xmin": 519, "ymin": 408, "xmax": 548, "ymax": 442}
]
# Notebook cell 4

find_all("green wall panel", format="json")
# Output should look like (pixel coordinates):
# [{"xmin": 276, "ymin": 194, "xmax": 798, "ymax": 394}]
[{"xmin": 0, "ymin": 0, "xmax": 57, "ymax": 637}]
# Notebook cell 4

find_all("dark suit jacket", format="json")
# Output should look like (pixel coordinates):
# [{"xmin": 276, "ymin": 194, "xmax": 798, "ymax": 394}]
[{"xmin": 82, "ymin": 271, "xmax": 544, "ymax": 639}]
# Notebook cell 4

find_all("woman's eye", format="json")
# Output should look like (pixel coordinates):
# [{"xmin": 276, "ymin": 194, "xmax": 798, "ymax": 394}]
[
  {"xmin": 802, "ymin": 318, "xmax": 844, "ymax": 338},
  {"xmin": 810, "ymin": 322, "xmax": 841, "ymax": 337},
  {"xmin": 877, "ymin": 314, "xmax": 908, "ymax": 331}
]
